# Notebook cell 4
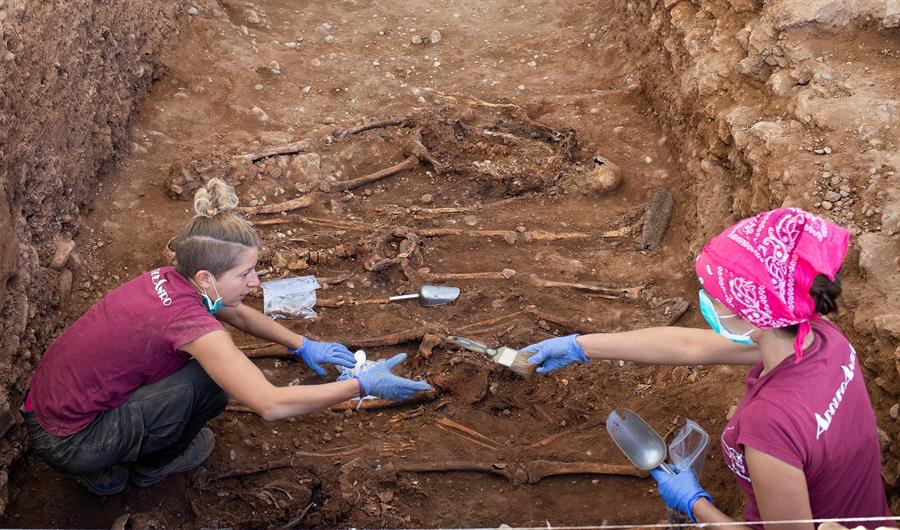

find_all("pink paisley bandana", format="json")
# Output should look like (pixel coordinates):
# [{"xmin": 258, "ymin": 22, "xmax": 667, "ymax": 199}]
[{"xmin": 694, "ymin": 208, "xmax": 849, "ymax": 361}]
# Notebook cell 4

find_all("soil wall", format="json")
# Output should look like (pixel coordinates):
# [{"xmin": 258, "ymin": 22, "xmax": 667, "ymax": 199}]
[
  {"xmin": 610, "ymin": 0, "xmax": 900, "ymax": 511},
  {"xmin": 0, "ymin": 0, "xmax": 184, "ymax": 513}
]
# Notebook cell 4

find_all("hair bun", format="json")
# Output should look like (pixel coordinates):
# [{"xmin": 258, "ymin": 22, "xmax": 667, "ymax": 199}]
[{"xmin": 193, "ymin": 178, "xmax": 239, "ymax": 218}]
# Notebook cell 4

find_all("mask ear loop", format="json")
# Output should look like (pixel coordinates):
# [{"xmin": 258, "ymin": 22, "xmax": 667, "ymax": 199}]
[
  {"xmin": 209, "ymin": 275, "xmax": 222, "ymax": 302},
  {"xmin": 202, "ymin": 274, "xmax": 223, "ymax": 310}
]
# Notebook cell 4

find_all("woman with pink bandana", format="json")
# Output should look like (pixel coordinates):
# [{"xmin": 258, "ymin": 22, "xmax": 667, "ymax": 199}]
[{"xmin": 523, "ymin": 208, "xmax": 893, "ymax": 528}]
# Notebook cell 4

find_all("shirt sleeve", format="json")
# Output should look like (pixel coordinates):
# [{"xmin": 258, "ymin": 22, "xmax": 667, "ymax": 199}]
[
  {"xmin": 736, "ymin": 398, "xmax": 807, "ymax": 471},
  {"xmin": 163, "ymin": 303, "xmax": 225, "ymax": 351}
]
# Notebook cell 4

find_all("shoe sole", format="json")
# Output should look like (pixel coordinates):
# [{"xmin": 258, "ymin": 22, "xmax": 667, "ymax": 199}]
[{"xmin": 132, "ymin": 430, "xmax": 215, "ymax": 488}]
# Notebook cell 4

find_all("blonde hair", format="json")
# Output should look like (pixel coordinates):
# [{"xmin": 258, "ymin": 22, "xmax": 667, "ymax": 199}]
[{"xmin": 173, "ymin": 178, "xmax": 259, "ymax": 278}]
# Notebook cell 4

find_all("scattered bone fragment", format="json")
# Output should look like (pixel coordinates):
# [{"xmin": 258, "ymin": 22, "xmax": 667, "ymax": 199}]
[
  {"xmin": 341, "ymin": 116, "xmax": 412, "ymax": 136},
  {"xmin": 237, "ymin": 139, "xmax": 312, "ymax": 162},
  {"xmin": 215, "ymin": 456, "xmax": 293, "ymax": 480},
  {"xmin": 329, "ymin": 155, "xmax": 419, "ymax": 193},
  {"xmin": 329, "ymin": 390, "xmax": 438, "ymax": 411},
  {"xmin": 524, "ymin": 305, "xmax": 597, "ymax": 335},
  {"xmin": 526, "ymin": 274, "xmax": 643, "ymax": 300},
  {"xmin": 437, "ymin": 417, "xmax": 500, "ymax": 448},
  {"xmin": 418, "ymin": 334, "xmax": 445, "ymax": 358}
]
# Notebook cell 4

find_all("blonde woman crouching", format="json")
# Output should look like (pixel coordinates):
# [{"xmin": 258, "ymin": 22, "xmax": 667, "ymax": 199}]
[{"xmin": 21, "ymin": 178, "xmax": 430, "ymax": 495}]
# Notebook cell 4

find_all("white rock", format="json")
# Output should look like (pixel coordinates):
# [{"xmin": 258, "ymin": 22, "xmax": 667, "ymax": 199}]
[
  {"xmin": 882, "ymin": 200, "xmax": 900, "ymax": 235},
  {"xmin": 429, "ymin": 29, "xmax": 442, "ymax": 43},
  {"xmin": 188, "ymin": 6, "xmax": 199, "ymax": 15},
  {"xmin": 768, "ymin": 70, "xmax": 795, "ymax": 97},
  {"xmin": 251, "ymin": 106, "xmax": 270, "ymax": 122},
  {"xmin": 290, "ymin": 153, "xmax": 322, "ymax": 181},
  {"xmin": 411, "ymin": 35, "xmax": 423, "ymax": 45},
  {"xmin": 501, "ymin": 268, "xmax": 516, "ymax": 279}
]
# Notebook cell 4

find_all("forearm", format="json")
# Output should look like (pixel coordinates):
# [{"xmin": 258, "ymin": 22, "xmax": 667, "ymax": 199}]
[
  {"xmin": 261, "ymin": 379, "xmax": 361, "ymax": 420},
  {"xmin": 693, "ymin": 499, "xmax": 750, "ymax": 530},
  {"xmin": 576, "ymin": 326, "xmax": 759, "ymax": 365},
  {"xmin": 221, "ymin": 304, "xmax": 304, "ymax": 349}
]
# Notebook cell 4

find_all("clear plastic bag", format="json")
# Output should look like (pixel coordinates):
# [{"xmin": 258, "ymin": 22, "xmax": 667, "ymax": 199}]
[
  {"xmin": 261, "ymin": 275, "xmax": 320, "ymax": 319},
  {"xmin": 668, "ymin": 418, "xmax": 710, "ymax": 477}
]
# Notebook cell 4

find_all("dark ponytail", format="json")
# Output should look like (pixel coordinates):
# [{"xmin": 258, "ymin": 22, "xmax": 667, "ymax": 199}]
[{"xmin": 782, "ymin": 273, "xmax": 842, "ymax": 335}]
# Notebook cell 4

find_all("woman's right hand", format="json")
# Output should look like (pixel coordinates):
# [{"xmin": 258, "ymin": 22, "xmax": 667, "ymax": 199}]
[
  {"xmin": 355, "ymin": 353, "xmax": 431, "ymax": 401},
  {"xmin": 289, "ymin": 338, "xmax": 356, "ymax": 376},
  {"xmin": 522, "ymin": 334, "xmax": 589, "ymax": 374}
]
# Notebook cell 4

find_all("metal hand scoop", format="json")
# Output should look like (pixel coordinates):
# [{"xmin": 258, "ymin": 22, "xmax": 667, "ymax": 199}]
[
  {"xmin": 606, "ymin": 408, "xmax": 674, "ymax": 474},
  {"xmin": 389, "ymin": 285, "xmax": 460, "ymax": 307}
]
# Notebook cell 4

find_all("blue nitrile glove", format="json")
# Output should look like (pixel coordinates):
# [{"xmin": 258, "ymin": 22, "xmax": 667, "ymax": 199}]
[
  {"xmin": 355, "ymin": 353, "xmax": 432, "ymax": 401},
  {"xmin": 650, "ymin": 468, "xmax": 713, "ymax": 522},
  {"xmin": 289, "ymin": 339, "xmax": 356, "ymax": 376},
  {"xmin": 521, "ymin": 334, "xmax": 588, "ymax": 374}
]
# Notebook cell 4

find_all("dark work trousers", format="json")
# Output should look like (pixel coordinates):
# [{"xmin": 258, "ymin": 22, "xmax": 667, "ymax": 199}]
[{"xmin": 23, "ymin": 360, "xmax": 228, "ymax": 475}]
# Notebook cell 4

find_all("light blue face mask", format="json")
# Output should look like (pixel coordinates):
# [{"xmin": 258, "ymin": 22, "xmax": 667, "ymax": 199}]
[
  {"xmin": 202, "ymin": 275, "xmax": 224, "ymax": 315},
  {"xmin": 698, "ymin": 289, "xmax": 755, "ymax": 345}
]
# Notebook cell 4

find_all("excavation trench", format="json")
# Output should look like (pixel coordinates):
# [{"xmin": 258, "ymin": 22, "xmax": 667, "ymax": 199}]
[{"xmin": 1, "ymin": 0, "xmax": 898, "ymax": 527}]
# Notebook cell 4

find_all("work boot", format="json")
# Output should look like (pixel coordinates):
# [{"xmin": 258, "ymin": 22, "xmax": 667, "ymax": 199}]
[
  {"xmin": 131, "ymin": 427, "xmax": 215, "ymax": 488},
  {"xmin": 72, "ymin": 465, "xmax": 129, "ymax": 495}
]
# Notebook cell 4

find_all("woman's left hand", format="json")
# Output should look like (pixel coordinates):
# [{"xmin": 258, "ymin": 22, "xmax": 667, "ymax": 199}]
[
  {"xmin": 289, "ymin": 339, "xmax": 356, "ymax": 376},
  {"xmin": 650, "ymin": 468, "xmax": 713, "ymax": 522},
  {"xmin": 522, "ymin": 334, "xmax": 588, "ymax": 374},
  {"xmin": 355, "ymin": 353, "xmax": 432, "ymax": 401}
]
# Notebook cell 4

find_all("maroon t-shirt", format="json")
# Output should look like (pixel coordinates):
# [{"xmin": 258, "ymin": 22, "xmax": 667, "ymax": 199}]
[
  {"xmin": 721, "ymin": 319, "xmax": 891, "ymax": 527},
  {"xmin": 28, "ymin": 266, "xmax": 223, "ymax": 436}
]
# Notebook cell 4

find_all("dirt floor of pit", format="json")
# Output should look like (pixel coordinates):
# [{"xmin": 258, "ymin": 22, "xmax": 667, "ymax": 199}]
[{"xmin": 4, "ymin": 0, "xmax": 760, "ymax": 527}]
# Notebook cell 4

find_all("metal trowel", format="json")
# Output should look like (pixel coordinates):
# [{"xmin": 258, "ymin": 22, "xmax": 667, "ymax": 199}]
[
  {"xmin": 389, "ymin": 285, "xmax": 460, "ymax": 307},
  {"xmin": 606, "ymin": 408, "xmax": 674, "ymax": 474}
]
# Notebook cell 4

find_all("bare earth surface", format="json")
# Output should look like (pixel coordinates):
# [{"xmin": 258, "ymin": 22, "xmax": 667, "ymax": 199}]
[{"xmin": 4, "ymin": 0, "xmax": 892, "ymax": 527}]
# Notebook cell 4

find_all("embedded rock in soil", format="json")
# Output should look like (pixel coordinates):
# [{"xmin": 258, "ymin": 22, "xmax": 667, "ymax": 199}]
[{"xmin": 290, "ymin": 153, "xmax": 322, "ymax": 182}]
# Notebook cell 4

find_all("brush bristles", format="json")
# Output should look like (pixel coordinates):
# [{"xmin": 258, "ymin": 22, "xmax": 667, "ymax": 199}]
[{"xmin": 507, "ymin": 350, "xmax": 535, "ymax": 378}]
